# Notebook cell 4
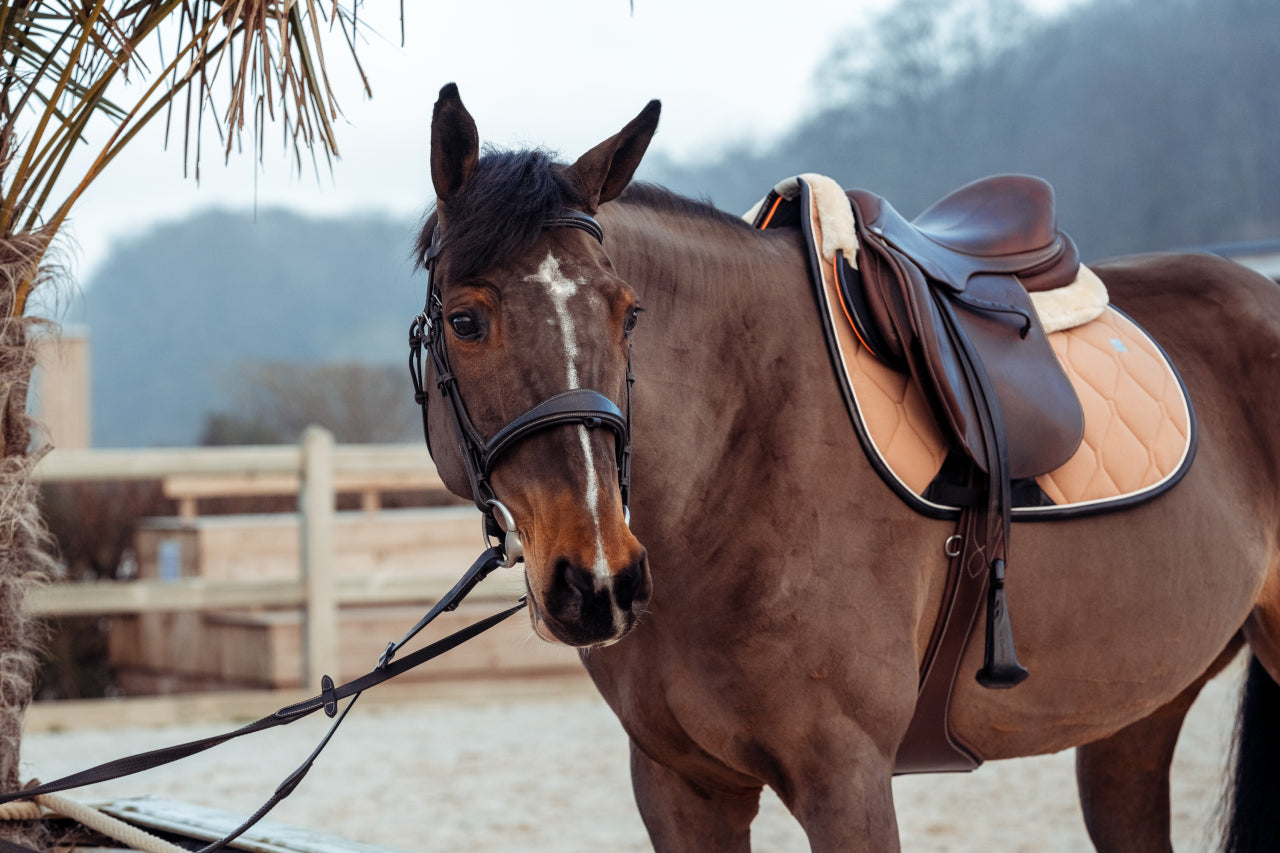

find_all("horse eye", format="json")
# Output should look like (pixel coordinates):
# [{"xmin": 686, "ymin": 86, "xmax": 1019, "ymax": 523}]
[
  {"xmin": 624, "ymin": 307, "xmax": 642, "ymax": 336},
  {"xmin": 449, "ymin": 313, "xmax": 481, "ymax": 340}
]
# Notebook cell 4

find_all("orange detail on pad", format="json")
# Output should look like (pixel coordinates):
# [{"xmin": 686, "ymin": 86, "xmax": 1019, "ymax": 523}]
[
  {"xmin": 833, "ymin": 255, "xmax": 876, "ymax": 356},
  {"xmin": 759, "ymin": 196, "xmax": 784, "ymax": 230}
]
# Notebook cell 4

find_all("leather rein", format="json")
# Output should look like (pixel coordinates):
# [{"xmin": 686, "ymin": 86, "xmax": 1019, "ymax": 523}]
[
  {"xmin": 0, "ymin": 209, "xmax": 631, "ymax": 853},
  {"xmin": 0, "ymin": 548, "xmax": 524, "ymax": 853},
  {"xmin": 408, "ymin": 207, "xmax": 635, "ymax": 565}
]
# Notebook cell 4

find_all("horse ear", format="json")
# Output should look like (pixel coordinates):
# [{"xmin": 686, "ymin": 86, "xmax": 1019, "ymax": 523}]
[
  {"xmin": 566, "ymin": 100, "xmax": 661, "ymax": 212},
  {"xmin": 430, "ymin": 83, "xmax": 480, "ymax": 205}
]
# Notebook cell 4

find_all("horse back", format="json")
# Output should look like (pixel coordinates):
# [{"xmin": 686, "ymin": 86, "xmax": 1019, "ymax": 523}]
[{"xmin": 1095, "ymin": 252, "xmax": 1280, "ymax": 422}]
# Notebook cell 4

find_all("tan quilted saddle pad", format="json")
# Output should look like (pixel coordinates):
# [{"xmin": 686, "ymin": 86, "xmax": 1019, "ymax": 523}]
[{"xmin": 769, "ymin": 174, "xmax": 1196, "ymax": 518}]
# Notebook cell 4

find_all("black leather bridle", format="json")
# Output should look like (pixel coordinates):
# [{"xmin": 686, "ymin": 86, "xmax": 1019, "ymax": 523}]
[{"xmin": 408, "ymin": 208, "xmax": 635, "ymax": 565}]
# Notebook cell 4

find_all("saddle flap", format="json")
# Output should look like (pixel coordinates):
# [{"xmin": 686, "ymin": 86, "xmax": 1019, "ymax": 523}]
[
  {"xmin": 854, "ymin": 215, "xmax": 1085, "ymax": 479},
  {"xmin": 923, "ymin": 272, "xmax": 1085, "ymax": 478}
]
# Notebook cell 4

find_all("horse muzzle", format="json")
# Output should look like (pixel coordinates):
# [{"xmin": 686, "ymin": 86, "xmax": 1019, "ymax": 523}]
[{"xmin": 527, "ymin": 544, "xmax": 651, "ymax": 647}]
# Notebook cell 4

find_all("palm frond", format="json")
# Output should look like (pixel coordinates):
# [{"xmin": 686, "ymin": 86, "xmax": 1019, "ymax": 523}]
[{"xmin": 1, "ymin": 0, "xmax": 375, "ymax": 316}]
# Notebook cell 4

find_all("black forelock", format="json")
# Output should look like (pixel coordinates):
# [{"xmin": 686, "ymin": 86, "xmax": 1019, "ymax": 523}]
[{"xmin": 414, "ymin": 147, "xmax": 585, "ymax": 281}]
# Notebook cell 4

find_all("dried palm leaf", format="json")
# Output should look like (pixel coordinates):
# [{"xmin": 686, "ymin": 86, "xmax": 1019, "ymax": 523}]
[{"xmin": 1, "ymin": 0, "xmax": 377, "ymax": 316}]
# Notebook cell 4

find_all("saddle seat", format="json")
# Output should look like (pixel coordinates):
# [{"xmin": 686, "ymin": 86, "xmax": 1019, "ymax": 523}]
[
  {"xmin": 909, "ymin": 175, "xmax": 1070, "ymax": 283},
  {"xmin": 850, "ymin": 175, "xmax": 1080, "ymax": 301}
]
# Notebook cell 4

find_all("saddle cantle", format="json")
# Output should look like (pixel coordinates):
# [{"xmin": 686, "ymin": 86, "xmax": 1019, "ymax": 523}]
[{"xmin": 749, "ymin": 173, "xmax": 1196, "ymax": 774}]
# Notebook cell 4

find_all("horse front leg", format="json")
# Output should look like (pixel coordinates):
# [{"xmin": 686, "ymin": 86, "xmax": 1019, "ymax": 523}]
[
  {"xmin": 630, "ymin": 740, "xmax": 761, "ymax": 853},
  {"xmin": 781, "ymin": 730, "xmax": 901, "ymax": 852}
]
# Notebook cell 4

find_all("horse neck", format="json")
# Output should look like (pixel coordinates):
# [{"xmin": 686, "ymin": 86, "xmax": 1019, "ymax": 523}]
[
  {"xmin": 603, "ymin": 200, "xmax": 822, "ymax": 510},
  {"xmin": 605, "ymin": 202, "xmax": 806, "ymax": 371}
]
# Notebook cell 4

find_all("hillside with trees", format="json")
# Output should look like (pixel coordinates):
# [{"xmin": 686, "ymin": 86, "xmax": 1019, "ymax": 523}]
[
  {"xmin": 652, "ymin": 0, "xmax": 1280, "ymax": 259},
  {"xmin": 82, "ymin": 209, "xmax": 424, "ymax": 446}
]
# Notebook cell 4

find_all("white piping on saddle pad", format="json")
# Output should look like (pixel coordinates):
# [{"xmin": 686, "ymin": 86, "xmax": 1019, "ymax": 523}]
[{"xmin": 744, "ymin": 174, "xmax": 1109, "ymax": 333}]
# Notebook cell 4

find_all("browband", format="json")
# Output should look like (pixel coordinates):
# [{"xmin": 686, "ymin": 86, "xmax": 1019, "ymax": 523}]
[{"xmin": 544, "ymin": 209, "xmax": 604, "ymax": 243}]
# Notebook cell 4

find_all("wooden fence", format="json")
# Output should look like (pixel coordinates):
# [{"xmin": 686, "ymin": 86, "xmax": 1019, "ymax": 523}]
[{"xmin": 28, "ymin": 427, "xmax": 484, "ymax": 690}]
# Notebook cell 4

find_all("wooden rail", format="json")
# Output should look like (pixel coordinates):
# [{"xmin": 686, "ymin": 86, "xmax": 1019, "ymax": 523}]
[
  {"xmin": 25, "ymin": 575, "xmax": 469, "ymax": 617},
  {"xmin": 29, "ymin": 428, "xmax": 467, "ymax": 689},
  {"xmin": 34, "ymin": 441, "xmax": 444, "ymax": 483}
]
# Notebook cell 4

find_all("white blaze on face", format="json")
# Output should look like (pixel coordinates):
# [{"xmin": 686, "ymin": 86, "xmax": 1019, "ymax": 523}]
[
  {"xmin": 525, "ymin": 253, "xmax": 611, "ymax": 583},
  {"xmin": 534, "ymin": 253, "xmax": 581, "ymax": 388}
]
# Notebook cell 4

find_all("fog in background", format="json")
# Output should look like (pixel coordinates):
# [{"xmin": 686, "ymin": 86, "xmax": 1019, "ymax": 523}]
[{"xmin": 65, "ymin": 0, "xmax": 1279, "ymax": 447}]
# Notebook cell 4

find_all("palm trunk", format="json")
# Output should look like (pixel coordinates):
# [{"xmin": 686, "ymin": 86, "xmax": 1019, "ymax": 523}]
[{"xmin": 0, "ymin": 251, "xmax": 56, "ymax": 849}]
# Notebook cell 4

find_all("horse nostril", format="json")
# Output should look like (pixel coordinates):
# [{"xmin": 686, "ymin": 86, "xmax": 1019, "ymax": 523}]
[
  {"xmin": 613, "ymin": 555, "xmax": 649, "ymax": 611},
  {"xmin": 614, "ymin": 566, "xmax": 637, "ymax": 610},
  {"xmin": 557, "ymin": 558, "xmax": 595, "ymax": 598}
]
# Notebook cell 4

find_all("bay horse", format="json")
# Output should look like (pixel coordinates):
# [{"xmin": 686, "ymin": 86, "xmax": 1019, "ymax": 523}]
[{"xmin": 414, "ymin": 83, "xmax": 1280, "ymax": 852}]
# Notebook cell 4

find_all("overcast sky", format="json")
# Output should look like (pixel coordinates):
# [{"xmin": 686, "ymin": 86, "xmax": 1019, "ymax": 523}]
[{"xmin": 51, "ymin": 0, "xmax": 1081, "ymax": 288}]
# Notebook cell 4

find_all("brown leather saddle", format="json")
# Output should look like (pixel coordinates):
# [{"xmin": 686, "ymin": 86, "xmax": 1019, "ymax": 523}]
[
  {"xmin": 846, "ymin": 176, "xmax": 1085, "ymax": 480},
  {"xmin": 754, "ymin": 174, "xmax": 1088, "ymax": 772}
]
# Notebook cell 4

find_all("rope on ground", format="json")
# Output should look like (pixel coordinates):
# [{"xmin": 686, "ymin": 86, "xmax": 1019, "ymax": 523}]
[
  {"xmin": 34, "ymin": 793, "xmax": 190, "ymax": 853},
  {"xmin": 0, "ymin": 801, "xmax": 39, "ymax": 821}
]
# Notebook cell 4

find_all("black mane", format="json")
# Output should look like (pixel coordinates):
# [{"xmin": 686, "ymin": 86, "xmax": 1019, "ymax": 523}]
[
  {"xmin": 415, "ymin": 148, "xmax": 584, "ymax": 280},
  {"xmin": 415, "ymin": 150, "xmax": 750, "ymax": 279}
]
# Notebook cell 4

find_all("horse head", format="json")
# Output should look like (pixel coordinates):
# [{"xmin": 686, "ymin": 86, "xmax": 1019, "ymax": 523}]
[{"xmin": 416, "ymin": 84, "xmax": 659, "ymax": 648}]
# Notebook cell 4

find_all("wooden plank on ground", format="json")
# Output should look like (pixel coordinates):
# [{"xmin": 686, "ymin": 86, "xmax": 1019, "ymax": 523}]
[{"xmin": 96, "ymin": 797, "xmax": 415, "ymax": 853}]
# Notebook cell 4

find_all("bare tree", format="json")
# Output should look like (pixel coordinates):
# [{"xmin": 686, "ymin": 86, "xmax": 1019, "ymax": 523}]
[
  {"xmin": 818, "ymin": 0, "xmax": 1030, "ymax": 128},
  {"xmin": 203, "ymin": 361, "xmax": 419, "ymax": 445}
]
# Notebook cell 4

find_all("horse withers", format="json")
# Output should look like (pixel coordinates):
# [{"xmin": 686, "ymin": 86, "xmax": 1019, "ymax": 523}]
[{"xmin": 414, "ymin": 83, "xmax": 1280, "ymax": 852}]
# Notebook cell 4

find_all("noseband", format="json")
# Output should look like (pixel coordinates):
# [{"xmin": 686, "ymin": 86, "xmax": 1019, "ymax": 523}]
[{"xmin": 409, "ymin": 209, "xmax": 635, "ymax": 566}]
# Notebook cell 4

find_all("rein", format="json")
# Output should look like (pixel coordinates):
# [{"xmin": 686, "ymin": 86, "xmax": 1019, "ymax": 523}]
[
  {"xmin": 0, "ymin": 547, "xmax": 522, "ymax": 853},
  {"xmin": 408, "ymin": 207, "xmax": 634, "ymax": 561}
]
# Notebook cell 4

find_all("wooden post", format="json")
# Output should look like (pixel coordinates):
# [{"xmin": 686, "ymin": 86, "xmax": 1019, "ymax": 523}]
[{"xmin": 299, "ymin": 425, "xmax": 338, "ymax": 688}]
